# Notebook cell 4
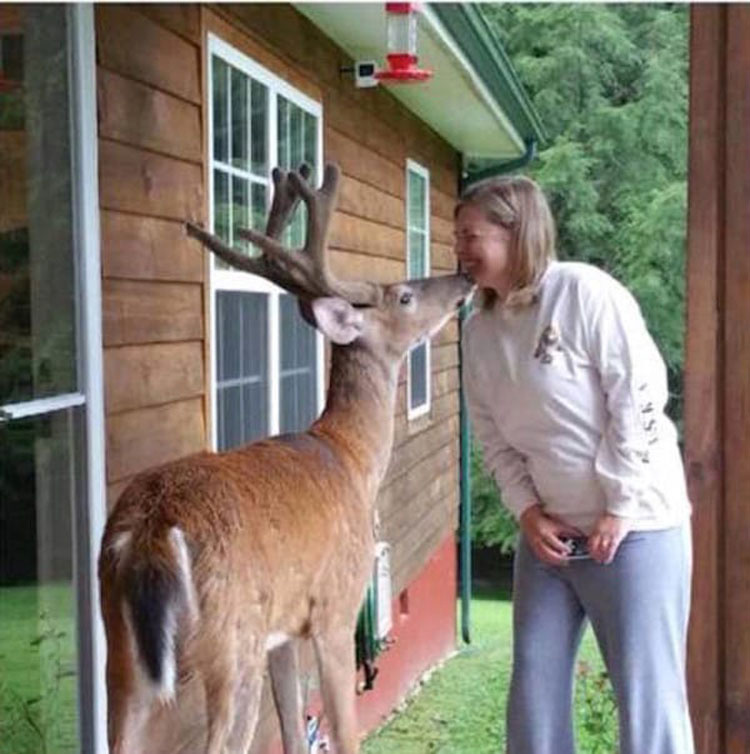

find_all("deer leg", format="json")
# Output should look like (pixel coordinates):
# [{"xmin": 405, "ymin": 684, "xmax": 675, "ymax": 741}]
[
  {"xmin": 313, "ymin": 628, "xmax": 359, "ymax": 754},
  {"xmin": 225, "ymin": 661, "xmax": 264, "ymax": 754},
  {"xmin": 105, "ymin": 649, "xmax": 132, "ymax": 752},
  {"xmin": 107, "ymin": 668, "xmax": 148, "ymax": 754},
  {"xmin": 203, "ymin": 654, "xmax": 238, "ymax": 754},
  {"xmin": 268, "ymin": 640, "xmax": 307, "ymax": 754},
  {"xmin": 104, "ymin": 602, "xmax": 151, "ymax": 754}
]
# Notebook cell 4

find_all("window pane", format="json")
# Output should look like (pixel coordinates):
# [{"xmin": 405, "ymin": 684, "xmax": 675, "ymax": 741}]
[
  {"xmin": 217, "ymin": 383, "xmax": 241, "ymax": 451},
  {"xmin": 241, "ymin": 291, "xmax": 267, "ymax": 378},
  {"xmin": 410, "ymin": 341, "xmax": 428, "ymax": 410},
  {"xmin": 289, "ymin": 102, "xmax": 303, "ymax": 170},
  {"xmin": 278, "ymin": 96, "xmax": 314, "ymax": 175},
  {"xmin": 212, "ymin": 169, "xmax": 231, "ymax": 272},
  {"xmin": 0, "ymin": 407, "xmax": 83, "ymax": 753},
  {"xmin": 0, "ymin": 9, "xmax": 77, "ymax": 406},
  {"xmin": 216, "ymin": 291, "xmax": 268, "ymax": 450},
  {"xmin": 277, "ymin": 96, "xmax": 289, "ymax": 169},
  {"xmin": 242, "ymin": 381, "xmax": 267, "ymax": 444},
  {"xmin": 277, "ymin": 99, "xmax": 317, "ymax": 249},
  {"xmin": 408, "ymin": 170, "xmax": 426, "ymax": 229},
  {"xmin": 251, "ymin": 182, "xmax": 267, "ymax": 233},
  {"xmin": 230, "ymin": 67, "xmax": 248, "ymax": 171},
  {"xmin": 232, "ymin": 176, "xmax": 249, "ymax": 254},
  {"xmin": 409, "ymin": 230, "xmax": 427, "ymax": 279},
  {"xmin": 303, "ymin": 111, "xmax": 317, "ymax": 183},
  {"xmin": 250, "ymin": 80, "xmax": 268, "ymax": 176},
  {"xmin": 213, "ymin": 169, "xmax": 230, "ymax": 243},
  {"xmin": 283, "ymin": 203, "xmax": 305, "ymax": 250},
  {"xmin": 279, "ymin": 294, "xmax": 317, "ymax": 433},
  {"xmin": 212, "ymin": 55, "xmax": 229, "ymax": 164},
  {"xmin": 217, "ymin": 289, "xmax": 240, "ymax": 381}
]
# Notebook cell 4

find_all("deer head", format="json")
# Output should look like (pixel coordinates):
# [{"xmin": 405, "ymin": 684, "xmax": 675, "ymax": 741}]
[{"xmin": 186, "ymin": 163, "xmax": 473, "ymax": 367}]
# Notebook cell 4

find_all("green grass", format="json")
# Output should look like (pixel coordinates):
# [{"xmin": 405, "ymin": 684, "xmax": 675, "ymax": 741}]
[
  {"xmin": 0, "ymin": 582, "xmax": 618, "ymax": 754},
  {"xmin": 0, "ymin": 583, "xmax": 79, "ymax": 754},
  {"xmin": 362, "ymin": 585, "xmax": 617, "ymax": 754}
]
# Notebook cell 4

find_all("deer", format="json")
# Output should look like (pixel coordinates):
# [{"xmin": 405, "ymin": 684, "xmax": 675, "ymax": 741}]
[{"xmin": 98, "ymin": 162, "xmax": 474, "ymax": 754}]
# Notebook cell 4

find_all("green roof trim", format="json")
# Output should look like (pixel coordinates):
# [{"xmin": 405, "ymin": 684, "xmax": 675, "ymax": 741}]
[{"xmin": 429, "ymin": 3, "xmax": 547, "ymax": 148}]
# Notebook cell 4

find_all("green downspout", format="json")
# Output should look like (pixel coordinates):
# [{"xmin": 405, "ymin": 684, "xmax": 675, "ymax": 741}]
[
  {"xmin": 458, "ymin": 305, "xmax": 474, "ymax": 645},
  {"xmin": 463, "ymin": 138, "xmax": 537, "ymax": 186},
  {"xmin": 457, "ymin": 136, "xmax": 538, "ymax": 645}
]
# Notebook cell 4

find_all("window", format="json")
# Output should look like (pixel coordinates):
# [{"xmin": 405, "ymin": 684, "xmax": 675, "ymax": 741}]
[
  {"xmin": 406, "ymin": 160, "xmax": 431, "ymax": 419},
  {"xmin": 0, "ymin": 6, "xmax": 105, "ymax": 750},
  {"xmin": 208, "ymin": 36, "xmax": 324, "ymax": 450}
]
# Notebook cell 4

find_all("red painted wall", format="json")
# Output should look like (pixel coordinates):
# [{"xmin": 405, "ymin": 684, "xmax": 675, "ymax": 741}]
[{"xmin": 266, "ymin": 532, "xmax": 458, "ymax": 751}]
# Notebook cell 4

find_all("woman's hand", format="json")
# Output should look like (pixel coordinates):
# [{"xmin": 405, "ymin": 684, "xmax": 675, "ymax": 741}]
[
  {"xmin": 588, "ymin": 513, "xmax": 633, "ymax": 564},
  {"xmin": 520, "ymin": 504, "xmax": 585, "ymax": 566}
]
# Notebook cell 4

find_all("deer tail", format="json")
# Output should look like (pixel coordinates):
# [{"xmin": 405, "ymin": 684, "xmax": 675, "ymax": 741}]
[{"xmin": 112, "ymin": 526, "xmax": 197, "ymax": 702}]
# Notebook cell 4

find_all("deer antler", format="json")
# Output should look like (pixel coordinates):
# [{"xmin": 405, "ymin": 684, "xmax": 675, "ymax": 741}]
[{"xmin": 187, "ymin": 163, "xmax": 383, "ymax": 306}]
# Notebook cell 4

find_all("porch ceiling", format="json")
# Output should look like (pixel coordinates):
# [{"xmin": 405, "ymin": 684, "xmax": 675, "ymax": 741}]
[{"xmin": 295, "ymin": 3, "xmax": 542, "ymax": 164}]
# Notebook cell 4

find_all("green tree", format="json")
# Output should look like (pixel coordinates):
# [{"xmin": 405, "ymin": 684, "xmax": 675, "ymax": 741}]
[{"xmin": 471, "ymin": 5, "xmax": 688, "ymax": 549}]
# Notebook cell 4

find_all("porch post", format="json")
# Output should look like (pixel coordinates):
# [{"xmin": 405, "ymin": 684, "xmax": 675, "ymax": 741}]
[{"xmin": 686, "ymin": 5, "xmax": 750, "ymax": 752}]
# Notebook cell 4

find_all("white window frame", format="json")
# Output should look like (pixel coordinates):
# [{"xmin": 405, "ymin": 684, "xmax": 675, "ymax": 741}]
[
  {"xmin": 207, "ymin": 34, "xmax": 325, "ymax": 450},
  {"xmin": 406, "ymin": 159, "xmax": 431, "ymax": 420}
]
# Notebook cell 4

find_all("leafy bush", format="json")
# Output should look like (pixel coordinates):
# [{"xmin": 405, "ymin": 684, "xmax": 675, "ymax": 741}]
[{"xmin": 575, "ymin": 660, "xmax": 619, "ymax": 754}]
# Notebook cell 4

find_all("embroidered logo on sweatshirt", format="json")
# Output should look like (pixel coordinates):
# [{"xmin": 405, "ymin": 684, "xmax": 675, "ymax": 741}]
[
  {"xmin": 534, "ymin": 324, "xmax": 563, "ymax": 364},
  {"xmin": 638, "ymin": 382, "xmax": 659, "ymax": 451}
]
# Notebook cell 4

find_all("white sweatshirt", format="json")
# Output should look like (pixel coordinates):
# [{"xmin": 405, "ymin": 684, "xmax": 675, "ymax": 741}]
[{"xmin": 462, "ymin": 260, "xmax": 691, "ymax": 534}]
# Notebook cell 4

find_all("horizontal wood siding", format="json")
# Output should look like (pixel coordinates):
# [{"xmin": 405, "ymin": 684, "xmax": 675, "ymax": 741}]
[
  {"xmin": 96, "ymin": 3, "xmax": 207, "ymax": 504},
  {"xmin": 98, "ymin": 69, "xmax": 202, "ymax": 163},
  {"xmin": 104, "ymin": 342, "xmax": 205, "ymax": 414},
  {"xmin": 107, "ymin": 398, "xmax": 205, "ymax": 482},
  {"xmin": 96, "ymin": 5, "xmax": 201, "ymax": 104},
  {"xmin": 103, "ymin": 279, "xmax": 204, "ymax": 346},
  {"xmin": 100, "ymin": 211, "xmax": 204, "ymax": 282}
]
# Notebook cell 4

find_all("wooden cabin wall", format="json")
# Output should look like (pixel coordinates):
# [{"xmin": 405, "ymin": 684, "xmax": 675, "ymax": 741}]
[{"xmin": 97, "ymin": 2, "xmax": 464, "ymax": 602}]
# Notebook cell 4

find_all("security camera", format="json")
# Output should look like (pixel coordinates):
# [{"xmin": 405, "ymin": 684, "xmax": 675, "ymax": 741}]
[{"xmin": 355, "ymin": 60, "xmax": 379, "ymax": 89}]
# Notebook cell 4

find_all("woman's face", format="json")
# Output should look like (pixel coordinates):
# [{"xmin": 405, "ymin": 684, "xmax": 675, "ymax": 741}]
[{"xmin": 454, "ymin": 204, "xmax": 513, "ymax": 294}]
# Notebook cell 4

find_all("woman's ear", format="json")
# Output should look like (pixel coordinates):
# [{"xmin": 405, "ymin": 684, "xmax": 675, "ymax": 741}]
[{"xmin": 310, "ymin": 297, "xmax": 364, "ymax": 344}]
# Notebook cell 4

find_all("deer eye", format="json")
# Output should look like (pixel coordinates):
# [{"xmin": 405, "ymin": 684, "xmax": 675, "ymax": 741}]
[{"xmin": 399, "ymin": 291, "xmax": 413, "ymax": 306}]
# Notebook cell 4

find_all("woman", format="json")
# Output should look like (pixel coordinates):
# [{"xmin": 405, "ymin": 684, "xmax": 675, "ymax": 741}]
[{"xmin": 457, "ymin": 175, "xmax": 693, "ymax": 754}]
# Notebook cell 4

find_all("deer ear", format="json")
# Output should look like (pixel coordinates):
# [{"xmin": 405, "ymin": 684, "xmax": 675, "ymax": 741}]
[{"xmin": 310, "ymin": 297, "xmax": 364, "ymax": 344}]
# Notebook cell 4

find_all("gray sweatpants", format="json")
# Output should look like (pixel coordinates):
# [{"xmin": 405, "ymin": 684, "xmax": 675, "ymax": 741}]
[{"xmin": 507, "ymin": 524, "xmax": 694, "ymax": 754}]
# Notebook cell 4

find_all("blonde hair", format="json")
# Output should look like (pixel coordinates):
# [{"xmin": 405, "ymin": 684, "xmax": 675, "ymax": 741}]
[{"xmin": 455, "ymin": 175, "xmax": 557, "ymax": 309}]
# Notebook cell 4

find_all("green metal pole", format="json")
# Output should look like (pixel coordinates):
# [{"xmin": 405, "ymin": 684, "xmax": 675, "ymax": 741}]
[{"xmin": 458, "ymin": 302, "xmax": 472, "ymax": 645}]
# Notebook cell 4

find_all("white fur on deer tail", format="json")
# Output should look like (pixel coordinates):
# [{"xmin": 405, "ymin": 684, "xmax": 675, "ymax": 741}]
[
  {"xmin": 151, "ymin": 527, "xmax": 199, "ymax": 703},
  {"xmin": 168, "ymin": 527, "xmax": 199, "ymax": 625},
  {"xmin": 109, "ymin": 530, "xmax": 133, "ymax": 564}
]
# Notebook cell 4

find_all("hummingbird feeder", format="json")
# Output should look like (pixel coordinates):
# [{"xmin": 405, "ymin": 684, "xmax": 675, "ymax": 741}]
[{"xmin": 375, "ymin": 3, "xmax": 433, "ymax": 84}]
